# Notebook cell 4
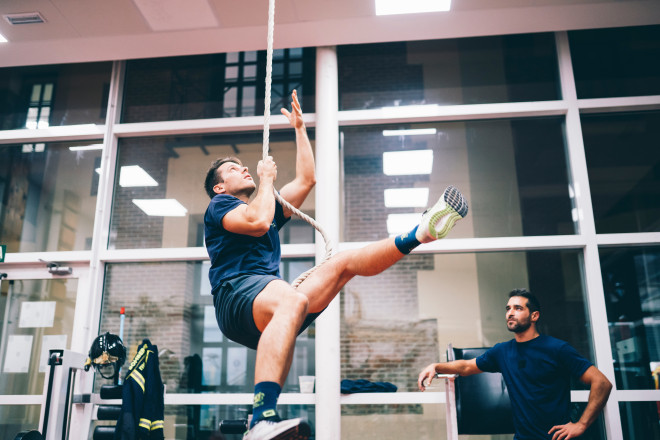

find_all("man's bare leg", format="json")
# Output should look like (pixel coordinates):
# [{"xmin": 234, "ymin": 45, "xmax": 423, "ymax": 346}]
[
  {"xmin": 296, "ymin": 237, "xmax": 405, "ymax": 313},
  {"xmin": 244, "ymin": 280, "xmax": 312, "ymax": 439},
  {"xmin": 297, "ymin": 185, "xmax": 469, "ymax": 313},
  {"xmin": 252, "ymin": 280, "xmax": 309, "ymax": 385}
]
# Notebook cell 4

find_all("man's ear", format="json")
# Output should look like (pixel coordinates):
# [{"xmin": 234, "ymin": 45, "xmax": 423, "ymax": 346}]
[
  {"xmin": 213, "ymin": 183, "xmax": 225, "ymax": 194},
  {"xmin": 531, "ymin": 310, "xmax": 540, "ymax": 323}
]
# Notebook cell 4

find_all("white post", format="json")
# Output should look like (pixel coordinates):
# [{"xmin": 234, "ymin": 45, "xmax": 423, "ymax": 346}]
[
  {"xmin": 555, "ymin": 31, "xmax": 623, "ymax": 440},
  {"xmin": 314, "ymin": 46, "xmax": 341, "ymax": 440}
]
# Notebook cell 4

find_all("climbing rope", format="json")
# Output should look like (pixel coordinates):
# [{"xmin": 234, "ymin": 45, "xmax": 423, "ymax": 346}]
[{"xmin": 262, "ymin": 0, "xmax": 334, "ymax": 288}]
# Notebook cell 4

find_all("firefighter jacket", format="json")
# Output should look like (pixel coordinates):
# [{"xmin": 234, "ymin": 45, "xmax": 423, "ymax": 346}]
[{"xmin": 115, "ymin": 339, "xmax": 165, "ymax": 440}]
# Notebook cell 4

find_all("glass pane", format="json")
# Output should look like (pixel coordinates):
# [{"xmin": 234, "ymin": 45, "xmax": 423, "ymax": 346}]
[
  {"xmin": 342, "ymin": 404, "xmax": 447, "ymax": 440},
  {"xmin": 121, "ymin": 49, "xmax": 315, "ymax": 123},
  {"xmin": 42, "ymin": 83, "xmax": 54, "ymax": 102},
  {"xmin": 29, "ymin": 84, "xmax": 42, "ymax": 103},
  {"xmin": 341, "ymin": 250, "xmax": 592, "ymax": 392},
  {"xmin": 0, "ymin": 278, "xmax": 77, "ymax": 395},
  {"xmin": 242, "ymin": 86, "xmax": 256, "ymax": 116},
  {"xmin": 620, "ymin": 401, "xmax": 660, "ymax": 440},
  {"xmin": 0, "ymin": 405, "xmax": 41, "ymax": 440},
  {"xmin": 582, "ymin": 111, "xmax": 660, "ymax": 234},
  {"xmin": 0, "ymin": 141, "xmax": 102, "ymax": 252},
  {"xmin": 109, "ymin": 131, "xmax": 315, "ymax": 249},
  {"xmin": 243, "ymin": 64, "xmax": 257, "ymax": 80},
  {"xmin": 290, "ymin": 61, "xmax": 303, "ymax": 76},
  {"xmin": 0, "ymin": 62, "xmax": 111, "ymax": 130},
  {"xmin": 98, "ymin": 260, "xmax": 314, "ymax": 394},
  {"xmin": 600, "ymin": 246, "xmax": 660, "ymax": 391},
  {"xmin": 341, "ymin": 118, "xmax": 574, "ymax": 241},
  {"xmin": 273, "ymin": 62, "xmax": 285, "ymax": 78},
  {"xmin": 226, "ymin": 65, "xmax": 239, "ymax": 80},
  {"xmin": 226, "ymin": 52, "xmax": 239, "ymax": 64},
  {"xmin": 569, "ymin": 25, "xmax": 660, "ymax": 99},
  {"xmin": 338, "ymin": 33, "xmax": 559, "ymax": 110}
]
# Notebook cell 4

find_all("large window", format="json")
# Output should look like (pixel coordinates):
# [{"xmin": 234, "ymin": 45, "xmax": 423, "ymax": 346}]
[
  {"xmin": 338, "ymin": 33, "xmax": 560, "ymax": 110},
  {"xmin": 109, "ymin": 131, "xmax": 316, "ymax": 249},
  {"xmin": 569, "ymin": 25, "xmax": 660, "ymax": 99},
  {"xmin": 600, "ymin": 246, "xmax": 660, "ymax": 391},
  {"xmin": 0, "ymin": 62, "xmax": 112, "ymax": 131},
  {"xmin": 99, "ymin": 259, "xmax": 315, "ymax": 395},
  {"xmin": 582, "ymin": 111, "xmax": 660, "ymax": 234},
  {"xmin": 341, "ymin": 117, "xmax": 575, "ymax": 241},
  {"xmin": 0, "ymin": 405, "xmax": 41, "ymax": 440},
  {"xmin": 0, "ymin": 278, "xmax": 77, "ymax": 395},
  {"xmin": 0, "ymin": 141, "xmax": 102, "ymax": 252},
  {"xmin": 619, "ymin": 401, "xmax": 660, "ymax": 440},
  {"xmin": 121, "ymin": 49, "xmax": 315, "ymax": 123},
  {"xmin": 341, "ymin": 250, "xmax": 593, "ymax": 392}
]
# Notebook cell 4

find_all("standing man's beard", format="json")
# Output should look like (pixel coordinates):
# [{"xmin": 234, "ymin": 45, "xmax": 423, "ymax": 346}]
[{"xmin": 507, "ymin": 317, "xmax": 532, "ymax": 333}]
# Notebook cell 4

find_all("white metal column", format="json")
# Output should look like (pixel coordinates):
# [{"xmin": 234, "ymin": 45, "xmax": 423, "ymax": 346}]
[
  {"xmin": 555, "ymin": 31, "xmax": 623, "ymax": 440},
  {"xmin": 314, "ymin": 46, "xmax": 341, "ymax": 440},
  {"xmin": 69, "ymin": 59, "xmax": 126, "ymax": 440}
]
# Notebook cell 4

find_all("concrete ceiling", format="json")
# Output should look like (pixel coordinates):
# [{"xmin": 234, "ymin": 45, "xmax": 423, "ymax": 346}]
[{"xmin": 0, "ymin": 0, "xmax": 659, "ymax": 67}]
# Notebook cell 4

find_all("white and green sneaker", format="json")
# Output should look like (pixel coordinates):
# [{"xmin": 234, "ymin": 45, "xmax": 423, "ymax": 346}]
[
  {"xmin": 415, "ymin": 185, "xmax": 468, "ymax": 243},
  {"xmin": 243, "ymin": 417, "xmax": 310, "ymax": 440}
]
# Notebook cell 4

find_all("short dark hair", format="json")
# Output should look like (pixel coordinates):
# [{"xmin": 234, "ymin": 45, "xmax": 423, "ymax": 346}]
[
  {"xmin": 509, "ymin": 288, "xmax": 541, "ymax": 314},
  {"xmin": 204, "ymin": 157, "xmax": 242, "ymax": 199}
]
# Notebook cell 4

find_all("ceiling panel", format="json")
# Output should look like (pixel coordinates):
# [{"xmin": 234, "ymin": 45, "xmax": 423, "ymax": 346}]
[
  {"xmin": 0, "ymin": 0, "xmax": 658, "ymax": 67},
  {"xmin": 51, "ymin": 0, "xmax": 149, "ymax": 36}
]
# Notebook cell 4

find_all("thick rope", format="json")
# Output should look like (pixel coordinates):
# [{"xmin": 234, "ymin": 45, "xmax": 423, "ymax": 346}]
[{"xmin": 262, "ymin": 0, "xmax": 334, "ymax": 288}]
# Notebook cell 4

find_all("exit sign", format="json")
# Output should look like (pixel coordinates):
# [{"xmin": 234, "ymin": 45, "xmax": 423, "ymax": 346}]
[{"xmin": 0, "ymin": 245, "xmax": 5, "ymax": 263}]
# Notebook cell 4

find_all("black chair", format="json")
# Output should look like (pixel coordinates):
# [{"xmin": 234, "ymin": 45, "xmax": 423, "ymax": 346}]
[{"xmin": 448, "ymin": 346, "xmax": 515, "ymax": 435}]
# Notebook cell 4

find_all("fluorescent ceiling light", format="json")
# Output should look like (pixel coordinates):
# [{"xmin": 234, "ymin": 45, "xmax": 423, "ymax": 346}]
[
  {"xmin": 132, "ymin": 199, "xmax": 188, "ymax": 217},
  {"xmin": 119, "ymin": 165, "xmax": 158, "ymax": 187},
  {"xmin": 69, "ymin": 144, "xmax": 103, "ymax": 151},
  {"xmin": 0, "ymin": 33, "xmax": 7, "ymax": 43},
  {"xmin": 384, "ymin": 188, "xmax": 429, "ymax": 208},
  {"xmin": 376, "ymin": 0, "xmax": 451, "ymax": 16},
  {"xmin": 383, "ymin": 150, "xmax": 433, "ymax": 175},
  {"xmin": 387, "ymin": 213, "xmax": 422, "ymax": 236},
  {"xmin": 383, "ymin": 128, "xmax": 437, "ymax": 137}
]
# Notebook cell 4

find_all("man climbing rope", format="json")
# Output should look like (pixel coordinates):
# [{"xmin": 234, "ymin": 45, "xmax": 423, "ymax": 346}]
[{"xmin": 203, "ymin": 90, "xmax": 469, "ymax": 440}]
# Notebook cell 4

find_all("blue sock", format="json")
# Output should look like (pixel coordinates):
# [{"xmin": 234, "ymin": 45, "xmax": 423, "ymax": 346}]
[
  {"xmin": 394, "ymin": 225, "xmax": 421, "ymax": 254},
  {"xmin": 251, "ymin": 381, "xmax": 281, "ymax": 427}
]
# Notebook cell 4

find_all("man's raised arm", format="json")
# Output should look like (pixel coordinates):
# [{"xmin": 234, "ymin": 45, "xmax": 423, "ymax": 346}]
[
  {"xmin": 279, "ymin": 89, "xmax": 316, "ymax": 217},
  {"xmin": 223, "ymin": 157, "xmax": 278, "ymax": 237}
]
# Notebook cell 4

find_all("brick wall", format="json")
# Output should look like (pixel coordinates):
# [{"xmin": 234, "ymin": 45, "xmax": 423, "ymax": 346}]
[{"xmin": 338, "ymin": 43, "xmax": 425, "ymax": 110}]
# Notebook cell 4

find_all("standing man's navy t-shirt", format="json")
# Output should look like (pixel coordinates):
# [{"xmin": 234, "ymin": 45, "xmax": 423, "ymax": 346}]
[
  {"xmin": 475, "ymin": 335, "xmax": 592, "ymax": 440},
  {"xmin": 204, "ymin": 194, "xmax": 290, "ymax": 289}
]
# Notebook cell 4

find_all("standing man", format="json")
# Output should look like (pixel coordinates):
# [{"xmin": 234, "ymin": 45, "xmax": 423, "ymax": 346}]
[
  {"xmin": 204, "ymin": 90, "xmax": 469, "ymax": 440},
  {"xmin": 418, "ymin": 289, "xmax": 612, "ymax": 440}
]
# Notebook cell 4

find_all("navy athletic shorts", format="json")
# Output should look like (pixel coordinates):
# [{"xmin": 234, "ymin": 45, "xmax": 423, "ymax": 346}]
[{"xmin": 213, "ymin": 273, "xmax": 322, "ymax": 350}]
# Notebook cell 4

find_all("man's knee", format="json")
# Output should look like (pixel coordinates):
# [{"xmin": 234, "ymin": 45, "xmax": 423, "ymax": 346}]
[{"xmin": 280, "ymin": 291, "xmax": 309, "ymax": 318}]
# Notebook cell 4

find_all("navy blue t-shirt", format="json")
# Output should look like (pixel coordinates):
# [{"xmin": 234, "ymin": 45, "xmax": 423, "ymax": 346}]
[
  {"xmin": 476, "ymin": 335, "xmax": 592, "ymax": 440},
  {"xmin": 204, "ymin": 194, "xmax": 290, "ymax": 289}
]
